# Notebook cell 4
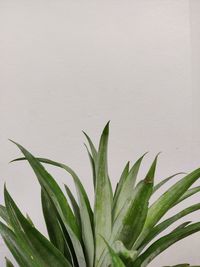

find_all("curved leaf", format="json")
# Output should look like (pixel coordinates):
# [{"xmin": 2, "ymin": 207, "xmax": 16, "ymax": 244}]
[
  {"xmin": 153, "ymin": 172, "xmax": 185, "ymax": 193},
  {"xmin": 0, "ymin": 221, "xmax": 33, "ymax": 267},
  {"xmin": 5, "ymin": 187, "xmax": 72, "ymax": 267},
  {"xmin": 41, "ymin": 189, "xmax": 74, "ymax": 264},
  {"xmin": 138, "ymin": 203, "xmax": 200, "ymax": 252},
  {"xmin": 133, "ymin": 168, "xmax": 200, "ymax": 250},
  {"xmin": 133, "ymin": 222, "xmax": 200, "ymax": 267},
  {"xmin": 10, "ymin": 141, "xmax": 86, "ymax": 267}
]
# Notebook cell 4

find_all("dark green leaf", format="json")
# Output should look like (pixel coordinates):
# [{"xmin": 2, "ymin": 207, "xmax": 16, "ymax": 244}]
[
  {"xmin": 0, "ymin": 220, "xmax": 39, "ymax": 267},
  {"xmin": 153, "ymin": 172, "xmax": 186, "ymax": 193},
  {"xmin": 5, "ymin": 187, "xmax": 72, "ymax": 267},
  {"xmin": 133, "ymin": 168, "xmax": 200, "ymax": 250},
  {"xmin": 133, "ymin": 222, "xmax": 200, "ymax": 267},
  {"xmin": 41, "ymin": 189, "xmax": 74, "ymax": 264},
  {"xmin": 10, "ymin": 141, "xmax": 86, "ymax": 267},
  {"xmin": 138, "ymin": 203, "xmax": 200, "ymax": 252},
  {"xmin": 5, "ymin": 258, "xmax": 14, "ymax": 267}
]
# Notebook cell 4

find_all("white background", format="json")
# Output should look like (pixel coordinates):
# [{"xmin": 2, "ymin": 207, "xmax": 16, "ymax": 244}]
[{"xmin": 0, "ymin": 0, "xmax": 200, "ymax": 266}]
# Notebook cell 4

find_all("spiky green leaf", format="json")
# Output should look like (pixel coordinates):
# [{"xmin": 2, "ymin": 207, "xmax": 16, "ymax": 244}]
[
  {"xmin": 153, "ymin": 172, "xmax": 185, "ymax": 193},
  {"xmin": 133, "ymin": 222, "xmax": 200, "ymax": 267},
  {"xmin": 112, "ymin": 154, "xmax": 147, "ymax": 221},
  {"xmin": 5, "ymin": 187, "xmax": 72, "ymax": 267},
  {"xmin": 138, "ymin": 203, "xmax": 200, "ymax": 252},
  {"xmin": 133, "ymin": 168, "xmax": 200, "ymax": 249},
  {"xmin": 10, "ymin": 141, "xmax": 86, "ymax": 267},
  {"xmin": 94, "ymin": 122, "xmax": 113, "ymax": 265}
]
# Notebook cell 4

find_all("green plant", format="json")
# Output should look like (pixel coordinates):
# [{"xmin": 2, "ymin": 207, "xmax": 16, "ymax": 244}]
[{"xmin": 0, "ymin": 122, "xmax": 200, "ymax": 267}]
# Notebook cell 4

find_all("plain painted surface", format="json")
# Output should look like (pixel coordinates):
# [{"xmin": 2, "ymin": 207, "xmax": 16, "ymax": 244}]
[{"xmin": 0, "ymin": 0, "xmax": 199, "ymax": 266}]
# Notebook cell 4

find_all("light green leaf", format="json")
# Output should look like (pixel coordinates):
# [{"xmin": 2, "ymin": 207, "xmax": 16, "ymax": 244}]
[
  {"xmin": 64, "ymin": 184, "xmax": 81, "ymax": 229},
  {"xmin": 0, "ymin": 204, "xmax": 10, "ymax": 225},
  {"xmin": 103, "ymin": 239, "xmax": 126, "ymax": 267},
  {"xmin": 112, "ymin": 153, "xmax": 147, "ymax": 221},
  {"xmin": 82, "ymin": 131, "xmax": 97, "ymax": 162},
  {"xmin": 113, "ymin": 155, "xmax": 158, "ymax": 249},
  {"xmin": 113, "ymin": 240, "xmax": 138, "ymax": 264},
  {"xmin": 112, "ymin": 162, "xmax": 129, "ymax": 213},
  {"xmin": 94, "ymin": 122, "xmax": 113, "ymax": 265},
  {"xmin": 84, "ymin": 144, "xmax": 96, "ymax": 190}
]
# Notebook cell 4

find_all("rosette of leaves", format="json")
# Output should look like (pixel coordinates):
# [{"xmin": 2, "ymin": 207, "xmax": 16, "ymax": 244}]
[{"xmin": 0, "ymin": 123, "xmax": 200, "ymax": 267}]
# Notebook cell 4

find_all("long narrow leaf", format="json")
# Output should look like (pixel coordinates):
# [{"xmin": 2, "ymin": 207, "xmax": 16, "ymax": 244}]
[
  {"xmin": 133, "ymin": 168, "xmax": 200, "ymax": 249},
  {"xmin": 0, "ymin": 205, "xmax": 10, "ymax": 225},
  {"xmin": 5, "ymin": 188, "xmax": 72, "ymax": 267},
  {"xmin": 133, "ymin": 222, "xmax": 200, "ymax": 267},
  {"xmin": 112, "ymin": 162, "xmax": 129, "ymax": 213},
  {"xmin": 98, "ymin": 155, "xmax": 158, "ymax": 267},
  {"xmin": 0, "ymin": 221, "xmax": 34, "ymax": 267},
  {"xmin": 41, "ymin": 189, "xmax": 73, "ymax": 264},
  {"xmin": 64, "ymin": 184, "xmax": 81, "ymax": 229},
  {"xmin": 114, "ymin": 155, "xmax": 158, "ymax": 248},
  {"xmin": 84, "ymin": 144, "xmax": 96, "ymax": 189},
  {"xmin": 10, "ymin": 141, "xmax": 87, "ymax": 267},
  {"xmin": 94, "ymin": 122, "xmax": 113, "ymax": 265},
  {"xmin": 82, "ymin": 131, "xmax": 97, "ymax": 162},
  {"xmin": 173, "ymin": 186, "xmax": 200, "ymax": 206},
  {"xmin": 138, "ymin": 203, "xmax": 200, "ymax": 252},
  {"xmin": 153, "ymin": 172, "xmax": 185, "ymax": 193},
  {"xmin": 12, "ymin": 154, "xmax": 94, "ymax": 267},
  {"xmin": 112, "ymin": 153, "xmax": 147, "ymax": 221}
]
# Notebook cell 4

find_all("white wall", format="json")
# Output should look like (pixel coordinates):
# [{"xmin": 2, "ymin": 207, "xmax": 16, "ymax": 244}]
[{"xmin": 0, "ymin": 0, "xmax": 199, "ymax": 266}]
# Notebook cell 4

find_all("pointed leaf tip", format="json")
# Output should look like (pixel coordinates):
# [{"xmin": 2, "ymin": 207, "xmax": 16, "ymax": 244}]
[
  {"xmin": 145, "ymin": 153, "xmax": 161, "ymax": 184},
  {"xmin": 102, "ymin": 121, "xmax": 110, "ymax": 135}
]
